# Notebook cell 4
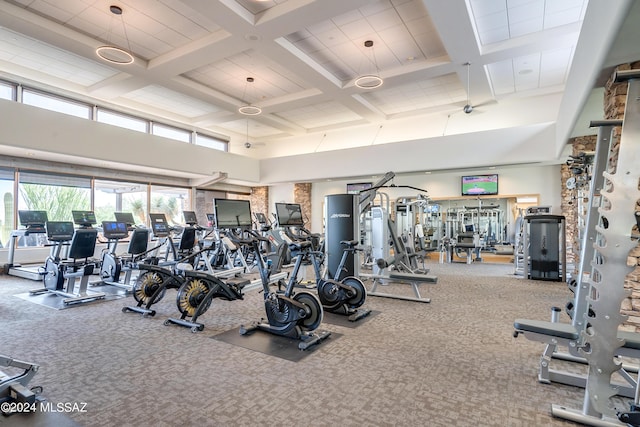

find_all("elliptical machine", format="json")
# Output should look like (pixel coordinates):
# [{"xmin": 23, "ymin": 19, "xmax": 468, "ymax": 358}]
[
  {"xmin": 240, "ymin": 234, "xmax": 331, "ymax": 350},
  {"xmin": 302, "ymin": 239, "xmax": 370, "ymax": 321}
]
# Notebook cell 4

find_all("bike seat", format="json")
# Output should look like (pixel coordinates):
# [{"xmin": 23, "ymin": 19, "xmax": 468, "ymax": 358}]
[
  {"xmin": 340, "ymin": 240, "xmax": 359, "ymax": 248},
  {"xmin": 289, "ymin": 241, "xmax": 312, "ymax": 251}
]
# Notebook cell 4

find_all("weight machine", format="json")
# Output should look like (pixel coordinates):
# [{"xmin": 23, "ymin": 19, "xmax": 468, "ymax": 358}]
[
  {"xmin": 514, "ymin": 69, "xmax": 640, "ymax": 426},
  {"xmin": 357, "ymin": 176, "xmax": 438, "ymax": 303},
  {"xmin": 0, "ymin": 353, "xmax": 41, "ymax": 414}
]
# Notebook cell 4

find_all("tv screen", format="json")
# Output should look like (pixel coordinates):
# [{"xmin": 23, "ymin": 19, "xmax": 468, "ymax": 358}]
[
  {"xmin": 275, "ymin": 203, "xmax": 304, "ymax": 227},
  {"xmin": 114, "ymin": 212, "xmax": 135, "ymax": 226},
  {"xmin": 183, "ymin": 210, "xmax": 198, "ymax": 225},
  {"xmin": 461, "ymin": 174, "xmax": 498, "ymax": 196},
  {"xmin": 213, "ymin": 199, "xmax": 252, "ymax": 229},
  {"xmin": 149, "ymin": 213, "xmax": 169, "ymax": 236},
  {"xmin": 72, "ymin": 210, "xmax": 97, "ymax": 226},
  {"xmin": 45, "ymin": 221, "xmax": 75, "ymax": 241},
  {"xmin": 18, "ymin": 210, "xmax": 48, "ymax": 226},
  {"xmin": 102, "ymin": 221, "xmax": 129, "ymax": 239}
]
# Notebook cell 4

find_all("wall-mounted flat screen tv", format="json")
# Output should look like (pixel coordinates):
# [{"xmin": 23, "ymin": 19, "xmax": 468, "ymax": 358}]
[{"xmin": 461, "ymin": 174, "xmax": 498, "ymax": 196}]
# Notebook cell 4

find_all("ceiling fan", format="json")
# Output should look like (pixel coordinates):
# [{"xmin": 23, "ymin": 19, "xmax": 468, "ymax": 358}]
[
  {"xmin": 242, "ymin": 119, "xmax": 265, "ymax": 149},
  {"xmin": 463, "ymin": 62, "xmax": 474, "ymax": 114},
  {"xmin": 461, "ymin": 62, "xmax": 496, "ymax": 114}
]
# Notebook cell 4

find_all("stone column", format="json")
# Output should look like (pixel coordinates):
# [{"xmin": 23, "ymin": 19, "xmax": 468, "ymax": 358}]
[
  {"xmin": 294, "ymin": 183, "xmax": 312, "ymax": 229},
  {"xmin": 561, "ymin": 136, "xmax": 597, "ymax": 272},
  {"xmin": 250, "ymin": 186, "xmax": 268, "ymax": 218},
  {"xmin": 602, "ymin": 62, "xmax": 640, "ymax": 331}
]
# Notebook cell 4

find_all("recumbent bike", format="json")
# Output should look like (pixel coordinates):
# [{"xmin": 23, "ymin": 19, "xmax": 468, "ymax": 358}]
[
  {"xmin": 97, "ymin": 220, "xmax": 150, "ymax": 292},
  {"xmin": 30, "ymin": 221, "xmax": 105, "ymax": 305}
]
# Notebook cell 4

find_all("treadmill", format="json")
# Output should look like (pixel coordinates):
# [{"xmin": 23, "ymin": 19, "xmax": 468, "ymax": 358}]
[{"xmin": 5, "ymin": 210, "xmax": 49, "ymax": 280}]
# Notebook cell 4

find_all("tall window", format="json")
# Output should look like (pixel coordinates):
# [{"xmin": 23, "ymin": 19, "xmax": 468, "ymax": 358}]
[
  {"xmin": 22, "ymin": 89, "xmax": 91, "ymax": 119},
  {"xmin": 150, "ymin": 185, "xmax": 191, "ymax": 225},
  {"xmin": 94, "ymin": 179, "xmax": 148, "ymax": 225},
  {"xmin": 0, "ymin": 168, "xmax": 15, "ymax": 247},
  {"xmin": 18, "ymin": 172, "xmax": 91, "ymax": 222}
]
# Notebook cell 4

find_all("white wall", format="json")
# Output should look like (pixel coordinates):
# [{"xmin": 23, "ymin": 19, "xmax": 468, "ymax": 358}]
[
  {"xmin": 260, "ymin": 122, "xmax": 557, "ymax": 184},
  {"xmin": 0, "ymin": 100, "xmax": 261, "ymax": 184},
  {"xmin": 307, "ymin": 164, "xmax": 561, "ymax": 233}
]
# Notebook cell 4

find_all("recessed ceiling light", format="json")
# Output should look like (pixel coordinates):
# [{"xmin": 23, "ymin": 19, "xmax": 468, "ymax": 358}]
[
  {"xmin": 424, "ymin": 171, "xmax": 431, "ymax": 174},
  {"xmin": 244, "ymin": 33, "xmax": 261, "ymax": 41}
]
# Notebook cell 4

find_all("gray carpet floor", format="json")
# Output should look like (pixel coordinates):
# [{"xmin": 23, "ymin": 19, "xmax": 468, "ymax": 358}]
[{"xmin": 0, "ymin": 262, "xmax": 606, "ymax": 426}]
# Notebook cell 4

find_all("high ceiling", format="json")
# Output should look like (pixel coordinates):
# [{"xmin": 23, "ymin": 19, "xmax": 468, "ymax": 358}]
[{"xmin": 0, "ymin": 0, "xmax": 637, "ymax": 175}]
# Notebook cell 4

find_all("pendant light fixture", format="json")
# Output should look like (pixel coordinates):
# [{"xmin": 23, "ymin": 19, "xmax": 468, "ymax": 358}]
[
  {"xmin": 238, "ymin": 77, "xmax": 262, "ymax": 115},
  {"xmin": 96, "ymin": 5, "xmax": 134, "ymax": 65},
  {"xmin": 355, "ymin": 40, "xmax": 384, "ymax": 89}
]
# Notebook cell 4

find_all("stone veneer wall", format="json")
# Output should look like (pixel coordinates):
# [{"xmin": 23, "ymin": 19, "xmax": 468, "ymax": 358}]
[
  {"xmin": 558, "ymin": 62, "xmax": 640, "ymax": 330},
  {"xmin": 250, "ymin": 186, "xmax": 268, "ymax": 219},
  {"xmin": 294, "ymin": 183, "xmax": 312, "ymax": 228},
  {"xmin": 194, "ymin": 189, "xmax": 226, "ymax": 225},
  {"xmin": 606, "ymin": 62, "xmax": 640, "ymax": 331},
  {"xmin": 561, "ymin": 135, "xmax": 597, "ymax": 271}
]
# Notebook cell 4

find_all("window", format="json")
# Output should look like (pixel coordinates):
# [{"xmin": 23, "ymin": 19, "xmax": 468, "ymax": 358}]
[
  {"xmin": 196, "ymin": 133, "xmax": 228, "ymax": 152},
  {"xmin": 94, "ymin": 179, "xmax": 148, "ymax": 225},
  {"xmin": 96, "ymin": 109, "xmax": 147, "ymax": 133},
  {"xmin": 152, "ymin": 123, "xmax": 191, "ymax": 143},
  {"xmin": 150, "ymin": 185, "xmax": 191, "ymax": 225},
  {"xmin": 18, "ymin": 171, "xmax": 91, "ymax": 222},
  {"xmin": 22, "ymin": 89, "xmax": 91, "ymax": 119},
  {"xmin": 4, "ymin": 78, "xmax": 233, "ymax": 149},
  {"xmin": 0, "ymin": 168, "xmax": 15, "ymax": 247},
  {"xmin": 0, "ymin": 81, "xmax": 15, "ymax": 101}
]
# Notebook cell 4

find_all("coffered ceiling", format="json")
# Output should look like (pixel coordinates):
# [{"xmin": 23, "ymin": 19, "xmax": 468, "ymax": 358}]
[{"xmin": 0, "ymin": 0, "xmax": 637, "ymax": 175}]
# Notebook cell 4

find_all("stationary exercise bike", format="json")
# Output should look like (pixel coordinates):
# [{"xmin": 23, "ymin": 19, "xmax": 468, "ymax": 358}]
[
  {"xmin": 240, "ymin": 234, "xmax": 331, "ymax": 350},
  {"xmin": 164, "ymin": 269, "xmax": 249, "ymax": 333},
  {"xmin": 97, "ymin": 221, "xmax": 149, "ymax": 292},
  {"xmin": 122, "ymin": 218, "xmax": 197, "ymax": 317},
  {"xmin": 300, "ymin": 239, "xmax": 370, "ymax": 321},
  {"xmin": 31, "ymin": 221, "xmax": 105, "ymax": 305}
]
